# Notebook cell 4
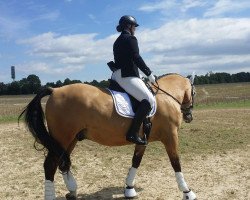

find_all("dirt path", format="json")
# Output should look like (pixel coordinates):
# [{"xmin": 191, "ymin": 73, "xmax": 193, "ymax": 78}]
[{"xmin": 0, "ymin": 123, "xmax": 249, "ymax": 200}]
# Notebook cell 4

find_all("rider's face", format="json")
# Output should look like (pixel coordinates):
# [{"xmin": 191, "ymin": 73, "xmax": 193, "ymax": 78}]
[{"xmin": 131, "ymin": 25, "xmax": 136, "ymax": 36}]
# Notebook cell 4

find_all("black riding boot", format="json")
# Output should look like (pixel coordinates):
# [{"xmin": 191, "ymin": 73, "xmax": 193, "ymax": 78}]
[{"xmin": 126, "ymin": 99, "xmax": 152, "ymax": 145}]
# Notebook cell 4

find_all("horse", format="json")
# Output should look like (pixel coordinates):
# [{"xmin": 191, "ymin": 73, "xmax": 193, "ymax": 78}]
[{"xmin": 19, "ymin": 73, "xmax": 197, "ymax": 200}]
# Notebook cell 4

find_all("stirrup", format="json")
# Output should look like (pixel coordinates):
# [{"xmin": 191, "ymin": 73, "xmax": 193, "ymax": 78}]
[{"xmin": 126, "ymin": 135, "xmax": 147, "ymax": 145}]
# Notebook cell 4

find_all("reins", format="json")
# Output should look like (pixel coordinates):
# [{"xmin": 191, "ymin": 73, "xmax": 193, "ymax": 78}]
[
  {"xmin": 151, "ymin": 80, "xmax": 182, "ymax": 106},
  {"xmin": 148, "ymin": 79, "xmax": 194, "ymax": 112}
]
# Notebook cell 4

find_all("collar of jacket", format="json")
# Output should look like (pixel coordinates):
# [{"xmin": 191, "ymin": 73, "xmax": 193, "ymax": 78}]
[{"xmin": 121, "ymin": 30, "xmax": 131, "ymax": 35}]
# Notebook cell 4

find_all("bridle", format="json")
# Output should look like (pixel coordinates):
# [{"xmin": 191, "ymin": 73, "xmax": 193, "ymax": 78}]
[{"xmin": 149, "ymin": 79, "xmax": 195, "ymax": 115}]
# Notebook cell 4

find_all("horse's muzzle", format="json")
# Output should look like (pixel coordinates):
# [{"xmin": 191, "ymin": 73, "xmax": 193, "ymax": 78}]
[{"xmin": 183, "ymin": 112, "xmax": 193, "ymax": 123}]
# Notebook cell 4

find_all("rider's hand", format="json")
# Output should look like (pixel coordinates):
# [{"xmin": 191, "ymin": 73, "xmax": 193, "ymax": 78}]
[{"xmin": 148, "ymin": 73, "xmax": 156, "ymax": 84}]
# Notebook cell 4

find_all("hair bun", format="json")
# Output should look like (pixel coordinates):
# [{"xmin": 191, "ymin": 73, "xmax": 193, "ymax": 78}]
[{"xmin": 116, "ymin": 25, "xmax": 122, "ymax": 32}]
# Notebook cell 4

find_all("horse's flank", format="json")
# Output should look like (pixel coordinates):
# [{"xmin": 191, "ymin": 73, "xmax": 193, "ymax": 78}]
[{"xmin": 45, "ymin": 74, "xmax": 189, "ymax": 149}]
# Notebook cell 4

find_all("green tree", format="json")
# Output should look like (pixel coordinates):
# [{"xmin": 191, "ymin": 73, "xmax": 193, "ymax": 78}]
[
  {"xmin": 99, "ymin": 80, "xmax": 109, "ymax": 88},
  {"xmin": 7, "ymin": 81, "xmax": 21, "ymax": 94},
  {"xmin": 63, "ymin": 78, "xmax": 71, "ymax": 85},
  {"xmin": 56, "ymin": 80, "xmax": 63, "ymax": 87},
  {"xmin": 0, "ymin": 82, "xmax": 7, "ymax": 95},
  {"xmin": 19, "ymin": 78, "xmax": 30, "ymax": 94},
  {"xmin": 26, "ymin": 74, "xmax": 41, "ymax": 94},
  {"xmin": 70, "ymin": 79, "xmax": 82, "ymax": 84},
  {"xmin": 45, "ymin": 82, "xmax": 56, "ymax": 88},
  {"xmin": 90, "ymin": 80, "xmax": 99, "ymax": 87}
]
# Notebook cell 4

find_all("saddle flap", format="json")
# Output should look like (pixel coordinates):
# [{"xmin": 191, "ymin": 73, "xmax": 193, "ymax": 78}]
[{"xmin": 107, "ymin": 89, "xmax": 157, "ymax": 118}]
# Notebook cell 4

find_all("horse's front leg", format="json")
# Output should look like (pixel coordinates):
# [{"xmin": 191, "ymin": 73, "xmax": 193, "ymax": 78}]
[
  {"xmin": 163, "ymin": 130, "xmax": 197, "ymax": 200},
  {"xmin": 124, "ymin": 144, "xmax": 147, "ymax": 198}
]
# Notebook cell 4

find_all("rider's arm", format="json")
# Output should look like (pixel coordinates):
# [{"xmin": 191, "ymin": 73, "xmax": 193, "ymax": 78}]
[{"xmin": 128, "ymin": 36, "xmax": 152, "ymax": 76}]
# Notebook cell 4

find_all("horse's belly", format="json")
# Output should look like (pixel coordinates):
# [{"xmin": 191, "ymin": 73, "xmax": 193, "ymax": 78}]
[{"xmin": 85, "ymin": 128, "xmax": 130, "ymax": 147}]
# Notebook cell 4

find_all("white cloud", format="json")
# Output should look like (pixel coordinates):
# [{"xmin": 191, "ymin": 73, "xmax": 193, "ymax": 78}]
[
  {"xmin": 138, "ymin": 0, "xmax": 207, "ymax": 14},
  {"xmin": 148, "ymin": 54, "xmax": 250, "ymax": 76},
  {"xmin": 137, "ymin": 18, "xmax": 250, "ymax": 75},
  {"xmin": 181, "ymin": 0, "xmax": 207, "ymax": 12},
  {"xmin": 0, "ymin": 15, "xmax": 29, "ymax": 39},
  {"xmin": 139, "ymin": 0, "xmax": 250, "ymax": 18},
  {"xmin": 20, "ymin": 32, "xmax": 117, "ymax": 62},
  {"xmin": 204, "ymin": 0, "xmax": 250, "ymax": 17},
  {"xmin": 139, "ymin": 0, "xmax": 177, "ymax": 12},
  {"xmin": 18, "ymin": 61, "xmax": 84, "ymax": 75},
  {"xmin": 88, "ymin": 14, "xmax": 100, "ymax": 24},
  {"xmin": 18, "ymin": 32, "xmax": 117, "ymax": 77},
  {"xmin": 19, "ymin": 62, "xmax": 50, "ymax": 73},
  {"xmin": 139, "ymin": 18, "xmax": 250, "ymax": 53},
  {"xmin": 18, "ymin": 18, "xmax": 250, "ymax": 79},
  {"xmin": 36, "ymin": 10, "xmax": 60, "ymax": 21}
]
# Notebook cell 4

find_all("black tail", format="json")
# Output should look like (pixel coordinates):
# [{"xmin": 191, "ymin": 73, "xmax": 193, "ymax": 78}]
[{"xmin": 19, "ymin": 87, "xmax": 71, "ymax": 171}]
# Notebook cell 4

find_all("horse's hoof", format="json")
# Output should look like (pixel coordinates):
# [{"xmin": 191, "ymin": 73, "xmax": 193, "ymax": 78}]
[
  {"xmin": 183, "ymin": 189, "xmax": 197, "ymax": 200},
  {"xmin": 124, "ymin": 186, "xmax": 137, "ymax": 199},
  {"xmin": 65, "ymin": 191, "xmax": 77, "ymax": 200}
]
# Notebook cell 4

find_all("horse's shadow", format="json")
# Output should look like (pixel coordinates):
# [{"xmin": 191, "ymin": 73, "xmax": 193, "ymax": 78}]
[{"xmin": 56, "ymin": 186, "xmax": 143, "ymax": 200}]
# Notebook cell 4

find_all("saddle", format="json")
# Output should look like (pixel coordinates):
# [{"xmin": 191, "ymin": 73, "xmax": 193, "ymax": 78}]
[{"xmin": 108, "ymin": 79, "xmax": 140, "ymax": 113}]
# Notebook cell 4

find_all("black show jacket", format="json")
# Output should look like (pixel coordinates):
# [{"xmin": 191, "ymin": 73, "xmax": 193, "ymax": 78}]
[{"xmin": 113, "ymin": 31, "xmax": 152, "ymax": 78}]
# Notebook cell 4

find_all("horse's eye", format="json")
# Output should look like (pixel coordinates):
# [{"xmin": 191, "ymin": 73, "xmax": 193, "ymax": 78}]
[{"xmin": 192, "ymin": 88, "xmax": 196, "ymax": 96}]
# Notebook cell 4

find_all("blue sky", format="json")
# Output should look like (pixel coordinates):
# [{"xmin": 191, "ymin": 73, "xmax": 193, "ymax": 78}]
[{"xmin": 1, "ymin": 0, "xmax": 250, "ymax": 84}]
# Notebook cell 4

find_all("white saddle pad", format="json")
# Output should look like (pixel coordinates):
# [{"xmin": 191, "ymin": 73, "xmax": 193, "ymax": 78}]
[{"xmin": 108, "ymin": 89, "xmax": 157, "ymax": 118}]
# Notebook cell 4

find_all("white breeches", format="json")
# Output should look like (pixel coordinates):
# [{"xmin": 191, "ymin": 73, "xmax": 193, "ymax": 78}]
[{"xmin": 111, "ymin": 69, "xmax": 155, "ymax": 108}]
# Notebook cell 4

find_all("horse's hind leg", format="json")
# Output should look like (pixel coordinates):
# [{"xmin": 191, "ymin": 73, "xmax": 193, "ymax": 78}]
[
  {"xmin": 124, "ymin": 145, "xmax": 147, "ymax": 198},
  {"xmin": 61, "ymin": 139, "xmax": 78, "ymax": 200},
  {"xmin": 44, "ymin": 139, "xmax": 77, "ymax": 200},
  {"xmin": 44, "ymin": 151, "xmax": 59, "ymax": 200},
  {"xmin": 62, "ymin": 171, "xmax": 77, "ymax": 200}
]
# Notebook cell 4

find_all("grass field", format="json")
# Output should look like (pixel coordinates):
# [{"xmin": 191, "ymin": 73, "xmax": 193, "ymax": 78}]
[
  {"xmin": 1, "ymin": 82, "xmax": 250, "ymax": 122},
  {"xmin": 0, "ymin": 95, "xmax": 47, "ymax": 123},
  {"xmin": 194, "ymin": 82, "xmax": 250, "ymax": 108}
]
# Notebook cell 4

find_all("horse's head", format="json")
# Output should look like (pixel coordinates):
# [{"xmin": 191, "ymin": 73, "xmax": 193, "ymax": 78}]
[
  {"xmin": 153, "ymin": 73, "xmax": 196, "ymax": 123},
  {"xmin": 181, "ymin": 73, "xmax": 196, "ymax": 123}
]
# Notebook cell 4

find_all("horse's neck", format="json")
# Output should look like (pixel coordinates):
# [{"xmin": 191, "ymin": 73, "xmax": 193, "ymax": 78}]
[{"xmin": 157, "ymin": 76, "xmax": 186, "ymax": 103}]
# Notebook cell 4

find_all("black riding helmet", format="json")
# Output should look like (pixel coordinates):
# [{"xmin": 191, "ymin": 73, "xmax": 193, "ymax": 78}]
[
  {"xmin": 116, "ymin": 15, "xmax": 139, "ymax": 32},
  {"xmin": 119, "ymin": 15, "xmax": 139, "ymax": 27}
]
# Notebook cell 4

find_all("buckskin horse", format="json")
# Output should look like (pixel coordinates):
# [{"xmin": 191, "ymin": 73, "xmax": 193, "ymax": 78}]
[{"xmin": 19, "ymin": 73, "xmax": 197, "ymax": 200}]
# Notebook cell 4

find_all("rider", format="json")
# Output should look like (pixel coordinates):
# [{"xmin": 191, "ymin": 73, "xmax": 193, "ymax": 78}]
[{"xmin": 111, "ymin": 15, "xmax": 156, "ymax": 145}]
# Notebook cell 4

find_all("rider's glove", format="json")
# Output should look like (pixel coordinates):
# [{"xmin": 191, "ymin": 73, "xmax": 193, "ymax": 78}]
[{"xmin": 148, "ymin": 73, "xmax": 156, "ymax": 84}]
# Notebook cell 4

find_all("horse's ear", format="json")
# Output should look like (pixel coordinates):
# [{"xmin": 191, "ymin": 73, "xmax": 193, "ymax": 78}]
[{"xmin": 189, "ymin": 71, "xmax": 195, "ymax": 85}]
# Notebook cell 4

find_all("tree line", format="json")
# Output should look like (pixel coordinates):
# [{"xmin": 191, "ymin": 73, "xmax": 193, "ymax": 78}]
[
  {"xmin": 192, "ymin": 72, "xmax": 250, "ymax": 85},
  {"xmin": 0, "ymin": 72, "xmax": 249, "ymax": 95}
]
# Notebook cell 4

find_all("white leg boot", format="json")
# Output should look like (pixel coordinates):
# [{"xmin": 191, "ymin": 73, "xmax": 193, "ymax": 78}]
[
  {"xmin": 44, "ymin": 180, "xmax": 56, "ymax": 200},
  {"xmin": 175, "ymin": 172, "xmax": 197, "ymax": 200},
  {"xmin": 124, "ymin": 167, "xmax": 137, "ymax": 198},
  {"xmin": 62, "ymin": 171, "xmax": 77, "ymax": 199}
]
